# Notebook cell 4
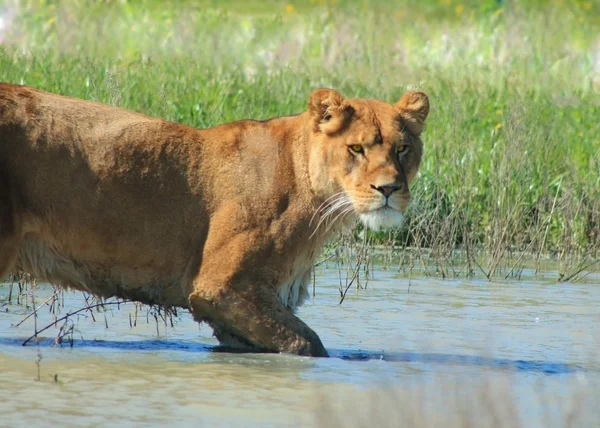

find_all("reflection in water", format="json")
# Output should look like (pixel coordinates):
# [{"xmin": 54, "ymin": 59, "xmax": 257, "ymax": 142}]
[
  {"xmin": 0, "ymin": 337, "xmax": 585, "ymax": 375},
  {"xmin": 336, "ymin": 350, "xmax": 583, "ymax": 374},
  {"xmin": 0, "ymin": 267, "xmax": 599, "ymax": 426}
]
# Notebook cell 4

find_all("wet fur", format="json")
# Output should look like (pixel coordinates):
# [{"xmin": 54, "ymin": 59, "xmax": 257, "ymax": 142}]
[{"xmin": 0, "ymin": 83, "xmax": 428, "ymax": 357}]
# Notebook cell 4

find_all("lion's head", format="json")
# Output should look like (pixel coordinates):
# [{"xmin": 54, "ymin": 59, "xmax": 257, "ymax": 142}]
[{"xmin": 307, "ymin": 88, "xmax": 429, "ymax": 230}]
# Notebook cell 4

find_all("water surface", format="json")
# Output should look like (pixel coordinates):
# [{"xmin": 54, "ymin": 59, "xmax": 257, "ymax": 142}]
[{"xmin": 1, "ymin": 267, "xmax": 598, "ymax": 427}]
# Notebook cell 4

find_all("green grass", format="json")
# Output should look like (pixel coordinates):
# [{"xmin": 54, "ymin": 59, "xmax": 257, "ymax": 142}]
[{"xmin": 1, "ymin": 0, "xmax": 599, "ymax": 279}]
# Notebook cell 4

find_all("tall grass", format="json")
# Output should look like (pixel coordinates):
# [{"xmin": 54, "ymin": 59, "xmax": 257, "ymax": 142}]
[{"xmin": 1, "ymin": 0, "xmax": 599, "ymax": 279}]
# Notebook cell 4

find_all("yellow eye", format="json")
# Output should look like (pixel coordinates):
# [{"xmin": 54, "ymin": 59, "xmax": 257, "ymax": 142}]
[
  {"xmin": 397, "ymin": 145, "xmax": 410, "ymax": 155},
  {"xmin": 349, "ymin": 145, "xmax": 364, "ymax": 154}
]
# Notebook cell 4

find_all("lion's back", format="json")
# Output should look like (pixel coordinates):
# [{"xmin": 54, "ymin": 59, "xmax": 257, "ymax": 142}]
[{"xmin": 0, "ymin": 83, "xmax": 209, "ymax": 306}]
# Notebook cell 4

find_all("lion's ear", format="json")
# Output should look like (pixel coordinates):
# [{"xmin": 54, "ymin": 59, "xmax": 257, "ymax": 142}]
[
  {"xmin": 396, "ymin": 91, "xmax": 429, "ymax": 136},
  {"xmin": 308, "ymin": 88, "xmax": 352, "ymax": 134}
]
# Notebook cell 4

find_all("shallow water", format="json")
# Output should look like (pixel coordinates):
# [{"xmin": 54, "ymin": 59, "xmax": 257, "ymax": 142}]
[{"xmin": 1, "ymin": 267, "xmax": 599, "ymax": 427}]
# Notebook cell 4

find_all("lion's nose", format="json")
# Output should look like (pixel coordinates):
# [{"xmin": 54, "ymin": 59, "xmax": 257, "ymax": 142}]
[{"xmin": 371, "ymin": 184, "xmax": 401, "ymax": 198}]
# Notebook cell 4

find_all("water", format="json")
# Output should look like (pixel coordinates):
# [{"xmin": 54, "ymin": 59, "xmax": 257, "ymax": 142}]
[{"xmin": 1, "ymin": 267, "xmax": 599, "ymax": 427}]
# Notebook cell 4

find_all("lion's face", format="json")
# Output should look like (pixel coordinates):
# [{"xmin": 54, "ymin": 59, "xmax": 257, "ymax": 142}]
[{"xmin": 307, "ymin": 89, "xmax": 429, "ymax": 230}]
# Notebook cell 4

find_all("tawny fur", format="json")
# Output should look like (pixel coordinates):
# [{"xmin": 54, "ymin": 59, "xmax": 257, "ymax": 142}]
[{"xmin": 0, "ymin": 83, "xmax": 429, "ymax": 357}]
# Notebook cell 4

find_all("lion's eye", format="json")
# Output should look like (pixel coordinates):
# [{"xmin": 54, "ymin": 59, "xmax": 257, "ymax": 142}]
[
  {"xmin": 397, "ymin": 145, "xmax": 410, "ymax": 156},
  {"xmin": 349, "ymin": 145, "xmax": 364, "ymax": 154}
]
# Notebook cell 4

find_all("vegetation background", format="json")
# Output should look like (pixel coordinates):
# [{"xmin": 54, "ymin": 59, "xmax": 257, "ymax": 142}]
[{"xmin": 1, "ymin": 0, "xmax": 599, "ymax": 280}]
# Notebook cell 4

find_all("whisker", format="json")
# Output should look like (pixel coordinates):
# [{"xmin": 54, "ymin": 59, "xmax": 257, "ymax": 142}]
[
  {"xmin": 341, "ymin": 209, "xmax": 358, "ymax": 226},
  {"xmin": 314, "ymin": 194, "xmax": 350, "ymax": 222},
  {"xmin": 316, "ymin": 205, "xmax": 356, "ymax": 241},
  {"xmin": 309, "ymin": 191, "xmax": 347, "ymax": 226},
  {"xmin": 321, "ymin": 198, "xmax": 352, "ymax": 219},
  {"xmin": 318, "ymin": 205, "xmax": 352, "ymax": 235},
  {"xmin": 315, "ymin": 202, "xmax": 349, "ymax": 230},
  {"xmin": 311, "ymin": 207, "xmax": 344, "ymax": 238},
  {"xmin": 309, "ymin": 194, "xmax": 354, "ymax": 239},
  {"xmin": 325, "ymin": 205, "xmax": 356, "ymax": 234}
]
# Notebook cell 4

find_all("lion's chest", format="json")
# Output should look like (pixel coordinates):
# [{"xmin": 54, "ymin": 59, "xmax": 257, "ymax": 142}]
[
  {"xmin": 273, "ymin": 213, "xmax": 330, "ymax": 312},
  {"xmin": 277, "ymin": 266, "xmax": 312, "ymax": 311}
]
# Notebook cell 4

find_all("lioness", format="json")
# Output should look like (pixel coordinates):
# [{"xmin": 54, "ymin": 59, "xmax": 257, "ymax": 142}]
[{"xmin": 0, "ymin": 83, "xmax": 428, "ymax": 357}]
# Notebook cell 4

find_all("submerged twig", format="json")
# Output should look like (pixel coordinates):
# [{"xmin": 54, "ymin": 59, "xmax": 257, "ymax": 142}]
[{"xmin": 14, "ymin": 290, "xmax": 60, "ymax": 328}]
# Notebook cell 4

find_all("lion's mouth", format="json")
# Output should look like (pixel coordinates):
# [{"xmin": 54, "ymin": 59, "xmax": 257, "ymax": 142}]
[{"xmin": 359, "ymin": 206, "xmax": 404, "ymax": 230}]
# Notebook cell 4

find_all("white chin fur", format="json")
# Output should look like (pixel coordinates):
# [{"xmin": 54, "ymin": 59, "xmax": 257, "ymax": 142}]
[{"xmin": 359, "ymin": 209, "xmax": 404, "ymax": 231}]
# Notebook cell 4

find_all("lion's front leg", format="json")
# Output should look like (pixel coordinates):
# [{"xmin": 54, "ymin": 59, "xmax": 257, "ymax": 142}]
[{"xmin": 189, "ymin": 284, "xmax": 329, "ymax": 358}]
